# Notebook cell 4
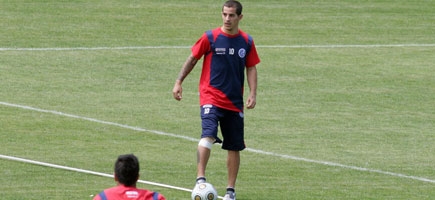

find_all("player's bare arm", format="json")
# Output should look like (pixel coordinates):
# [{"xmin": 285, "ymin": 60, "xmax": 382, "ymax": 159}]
[
  {"xmin": 172, "ymin": 54, "xmax": 199, "ymax": 101},
  {"xmin": 177, "ymin": 55, "xmax": 198, "ymax": 82},
  {"xmin": 246, "ymin": 66, "xmax": 257, "ymax": 109}
]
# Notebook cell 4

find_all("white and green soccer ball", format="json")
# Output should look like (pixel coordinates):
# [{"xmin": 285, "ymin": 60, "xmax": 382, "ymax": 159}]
[{"xmin": 191, "ymin": 182, "xmax": 218, "ymax": 200}]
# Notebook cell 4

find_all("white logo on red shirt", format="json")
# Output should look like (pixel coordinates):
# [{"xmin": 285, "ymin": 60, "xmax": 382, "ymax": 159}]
[{"xmin": 125, "ymin": 191, "xmax": 139, "ymax": 198}]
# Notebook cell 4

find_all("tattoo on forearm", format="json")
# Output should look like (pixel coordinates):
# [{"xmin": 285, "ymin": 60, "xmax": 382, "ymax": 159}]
[
  {"xmin": 177, "ymin": 56, "xmax": 197, "ymax": 81},
  {"xmin": 188, "ymin": 55, "xmax": 198, "ymax": 66}
]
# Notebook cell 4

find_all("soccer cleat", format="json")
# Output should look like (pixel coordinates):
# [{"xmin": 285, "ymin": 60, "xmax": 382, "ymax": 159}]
[{"xmin": 223, "ymin": 191, "xmax": 236, "ymax": 200}]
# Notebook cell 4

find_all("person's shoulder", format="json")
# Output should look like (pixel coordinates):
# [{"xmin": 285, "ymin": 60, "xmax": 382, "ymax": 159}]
[
  {"xmin": 136, "ymin": 189, "xmax": 166, "ymax": 200},
  {"xmin": 200, "ymin": 27, "xmax": 221, "ymax": 42},
  {"xmin": 238, "ymin": 29, "xmax": 252, "ymax": 39},
  {"xmin": 205, "ymin": 27, "xmax": 221, "ymax": 37},
  {"xmin": 237, "ymin": 29, "xmax": 254, "ymax": 46},
  {"xmin": 135, "ymin": 188, "xmax": 159, "ymax": 195},
  {"xmin": 101, "ymin": 186, "xmax": 119, "ymax": 193}
]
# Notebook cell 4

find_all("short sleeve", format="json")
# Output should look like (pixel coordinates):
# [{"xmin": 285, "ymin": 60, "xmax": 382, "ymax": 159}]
[
  {"xmin": 246, "ymin": 40, "xmax": 260, "ymax": 67},
  {"xmin": 191, "ymin": 33, "xmax": 211, "ymax": 60}
]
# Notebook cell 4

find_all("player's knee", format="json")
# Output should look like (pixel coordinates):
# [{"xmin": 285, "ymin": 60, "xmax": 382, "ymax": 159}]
[{"xmin": 198, "ymin": 137, "xmax": 215, "ymax": 150}]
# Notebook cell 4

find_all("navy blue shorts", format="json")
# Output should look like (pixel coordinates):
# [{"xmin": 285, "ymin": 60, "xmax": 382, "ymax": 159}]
[{"xmin": 200, "ymin": 104, "xmax": 245, "ymax": 151}]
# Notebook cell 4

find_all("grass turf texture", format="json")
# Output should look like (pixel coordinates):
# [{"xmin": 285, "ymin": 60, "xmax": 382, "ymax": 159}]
[{"xmin": 1, "ymin": 0, "xmax": 435, "ymax": 199}]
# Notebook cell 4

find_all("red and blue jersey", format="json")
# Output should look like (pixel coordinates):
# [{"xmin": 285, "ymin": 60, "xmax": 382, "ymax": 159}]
[
  {"xmin": 93, "ymin": 185, "xmax": 165, "ymax": 200},
  {"xmin": 192, "ymin": 27, "xmax": 260, "ymax": 112}
]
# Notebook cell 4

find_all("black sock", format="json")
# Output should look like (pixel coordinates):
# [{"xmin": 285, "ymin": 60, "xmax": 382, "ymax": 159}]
[
  {"xmin": 226, "ymin": 188, "xmax": 235, "ymax": 193},
  {"xmin": 196, "ymin": 177, "xmax": 206, "ymax": 182}
]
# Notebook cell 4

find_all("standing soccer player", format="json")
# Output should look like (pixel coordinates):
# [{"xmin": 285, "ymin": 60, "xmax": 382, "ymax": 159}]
[{"xmin": 172, "ymin": 1, "xmax": 260, "ymax": 200}]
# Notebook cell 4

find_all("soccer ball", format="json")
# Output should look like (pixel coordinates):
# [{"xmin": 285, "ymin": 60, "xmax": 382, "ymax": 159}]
[{"xmin": 191, "ymin": 182, "xmax": 218, "ymax": 200}]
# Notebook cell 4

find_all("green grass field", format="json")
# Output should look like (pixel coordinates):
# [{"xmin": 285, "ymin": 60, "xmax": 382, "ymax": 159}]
[{"xmin": 1, "ymin": 0, "xmax": 435, "ymax": 199}]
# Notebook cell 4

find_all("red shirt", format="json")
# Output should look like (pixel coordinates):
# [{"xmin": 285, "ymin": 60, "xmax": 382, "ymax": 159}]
[
  {"xmin": 192, "ymin": 27, "xmax": 260, "ymax": 112},
  {"xmin": 93, "ymin": 185, "xmax": 166, "ymax": 200}
]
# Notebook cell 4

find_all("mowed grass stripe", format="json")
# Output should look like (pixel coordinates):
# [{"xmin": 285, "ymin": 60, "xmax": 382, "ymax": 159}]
[
  {"xmin": 1, "ymin": 43, "xmax": 435, "ymax": 51},
  {"xmin": 2, "ymin": 101, "xmax": 435, "ymax": 185}
]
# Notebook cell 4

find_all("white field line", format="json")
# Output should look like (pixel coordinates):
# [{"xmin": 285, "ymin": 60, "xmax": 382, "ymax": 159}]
[
  {"xmin": 1, "ymin": 101, "xmax": 435, "ymax": 185},
  {"xmin": 0, "ymin": 46, "xmax": 191, "ymax": 51},
  {"xmin": 1, "ymin": 154, "xmax": 227, "ymax": 199},
  {"xmin": 1, "ymin": 43, "xmax": 435, "ymax": 51},
  {"xmin": 0, "ymin": 154, "xmax": 193, "ymax": 193}
]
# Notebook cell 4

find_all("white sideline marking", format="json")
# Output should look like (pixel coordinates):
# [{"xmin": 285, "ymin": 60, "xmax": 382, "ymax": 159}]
[
  {"xmin": 0, "ymin": 46, "xmax": 191, "ymax": 51},
  {"xmin": 0, "ymin": 43, "xmax": 435, "ymax": 51},
  {"xmin": 246, "ymin": 148, "xmax": 435, "ymax": 184},
  {"xmin": 0, "ymin": 154, "xmax": 193, "ymax": 193},
  {"xmin": 0, "ymin": 102, "xmax": 197, "ymax": 142},
  {"xmin": 259, "ymin": 44, "xmax": 435, "ymax": 48},
  {"xmin": 1, "ymin": 101, "xmax": 435, "ymax": 185}
]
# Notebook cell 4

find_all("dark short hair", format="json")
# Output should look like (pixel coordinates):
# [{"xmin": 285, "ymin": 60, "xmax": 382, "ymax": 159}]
[
  {"xmin": 114, "ymin": 154, "xmax": 140, "ymax": 186},
  {"xmin": 223, "ymin": 0, "xmax": 243, "ymax": 16}
]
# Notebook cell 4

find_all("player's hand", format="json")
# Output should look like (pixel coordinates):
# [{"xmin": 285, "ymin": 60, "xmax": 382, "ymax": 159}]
[
  {"xmin": 246, "ymin": 94, "xmax": 256, "ymax": 109},
  {"xmin": 172, "ymin": 81, "xmax": 183, "ymax": 101}
]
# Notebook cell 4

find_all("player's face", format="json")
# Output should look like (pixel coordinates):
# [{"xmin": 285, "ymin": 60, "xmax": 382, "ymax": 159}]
[{"xmin": 221, "ymin": 6, "xmax": 243, "ymax": 34}]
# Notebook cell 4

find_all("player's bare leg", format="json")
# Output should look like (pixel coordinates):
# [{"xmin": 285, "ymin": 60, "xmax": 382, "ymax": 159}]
[
  {"xmin": 223, "ymin": 150, "xmax": 239, "ymax": 200},
  {"xmin": 196, "ymin": 137, "xmax": 215, "ymax": 183},
  {"xmin": 226, "ymin": 150, "xmax": 240, "ymax": 188},
  {"xmin": 196, "ymin": 146, "xmax": 210, "ymax": 179}
]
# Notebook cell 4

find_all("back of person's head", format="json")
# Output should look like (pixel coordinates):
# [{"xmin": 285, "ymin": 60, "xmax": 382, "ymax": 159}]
[
  {"xmin": 223, "ymin": 0, "xmax": 243, "ymax": 15},
  {"xmin": 114, "ymin": 154, "xmax": 140, "ymax": 186}
]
